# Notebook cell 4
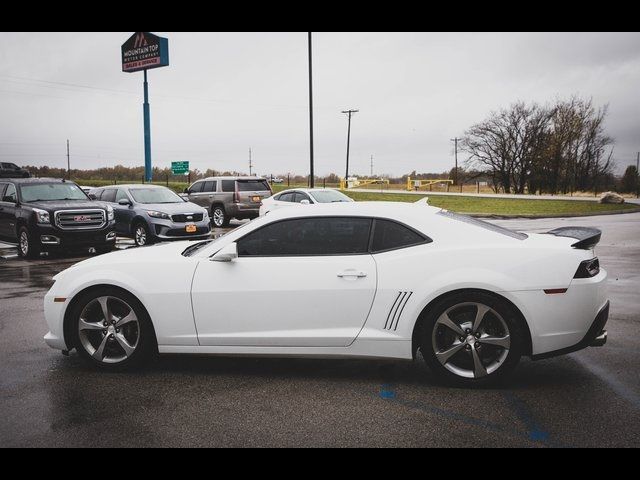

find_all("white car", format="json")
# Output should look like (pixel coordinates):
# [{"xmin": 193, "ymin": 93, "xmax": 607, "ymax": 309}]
[
  {"xmin": 43, "ymin": 202, "xmax": 609, "ymax": 386},
  {"xmin": 259, "ymin": 188, "xmax": 352, "ymax": 216}
]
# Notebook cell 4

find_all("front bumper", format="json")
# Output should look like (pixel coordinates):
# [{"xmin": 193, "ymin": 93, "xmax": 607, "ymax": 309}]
[
  {"xmin": 151, "ymin": 219, "xmax": 211, "ymax": 240},
  {"xmin": 532, "ymin": 301, "xmax": 609, "ymax": 360},
  {"xmin": 36, "ymin": 221, "xmax": 116, "ymax": 249}
]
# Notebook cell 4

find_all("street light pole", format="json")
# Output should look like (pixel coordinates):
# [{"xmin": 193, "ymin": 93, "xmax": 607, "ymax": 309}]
[
  {"xmin": 308, "ymin": 32, "xmax": 315, "ymax": 188},
  {"xmin": 450, "ymin": 137, "xmax": 460, "ymax": 185},
  {"xmin": 342, "ymin": 109, "xmax": 358, "ymax": 180}
]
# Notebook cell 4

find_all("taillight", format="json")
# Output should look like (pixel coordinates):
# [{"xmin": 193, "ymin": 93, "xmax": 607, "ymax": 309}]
[{"xmin": 574, "ymin": 258, "xmax": 600, "ymax": 278}]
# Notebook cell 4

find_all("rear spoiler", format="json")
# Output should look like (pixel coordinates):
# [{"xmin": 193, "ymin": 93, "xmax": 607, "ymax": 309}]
[{"xmin": 546, "ymin": 227, "xmax": 602, "ymax": 250}]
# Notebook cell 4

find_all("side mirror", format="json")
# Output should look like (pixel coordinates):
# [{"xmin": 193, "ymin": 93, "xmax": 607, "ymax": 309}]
[
  {"xmin": 183, "ymin": 188, "xmax": 191, "ymax": 194},
  {"xmin": 300, "ymin": 199, "xmax": 310, "ymax": 205},
  {"xmin": 118, "ymin": 198, "xmax": 132, "ymax": 206},
  {"xmin": 88, "ymin": 194, "xmax": 97, "ymax": 200},
  {"xmin": 211, "ymin": 243, "xmax": 238, "ymax": 262}
]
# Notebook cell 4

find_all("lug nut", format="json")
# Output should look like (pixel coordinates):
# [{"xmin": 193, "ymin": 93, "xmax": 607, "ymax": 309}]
[
  {"xmin": 465, "ymin": 345, "xmax": 471, "ymax": 351},
  {"xmin": 103, "ymin": 322, "xmax": 108, "ymax": 327},
  {"xmin": 102, "ymin": 330, "xmax": 107, "ymax": 335},
  {"xmin": 475, "ymin": 332, "xmax": 481, "ymax": 338},
  {"xmin": 465, "ymin": 329, "xmax": 471, "ymax": 334},
  {"xmin": 116, "ymin": 329, "xmax": 120, "ymax": 334},
  {"xmin": 459, "ymin": 336, "xmax": 465, "ymax": 342}
]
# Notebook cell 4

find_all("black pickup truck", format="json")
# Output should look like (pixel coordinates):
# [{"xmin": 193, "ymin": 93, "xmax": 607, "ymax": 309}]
[{"xmin": 0, "ymin": 178, "xmax": 116, "ymax": 258}]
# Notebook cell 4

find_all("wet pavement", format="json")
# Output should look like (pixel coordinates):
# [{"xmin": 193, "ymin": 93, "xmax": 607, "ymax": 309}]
[{"xmin": 0, "ymin": 215, "xmax": 639, "ymax": 447}]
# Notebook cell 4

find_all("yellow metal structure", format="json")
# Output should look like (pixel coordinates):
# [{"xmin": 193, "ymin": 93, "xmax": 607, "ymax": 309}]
[
  {"xmin": 406, "ymin": 177, "xmax": 453, "ymax": 191},
  {"xmin": 340, "ymin": 177, "xmax": 390, "ymax": 189}
]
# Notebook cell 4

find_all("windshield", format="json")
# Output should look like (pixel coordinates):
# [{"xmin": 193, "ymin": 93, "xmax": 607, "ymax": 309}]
[
  {"xmin": 130, "ymin": 188, "xmax": 183, "ymax": 204},
  {"xmin": 309, "ymin": 190, "xmax": 352, "ymax": 203},
  {"xmin": 20, "ymin": 183, "xmax": 88, "ymax": 202}
]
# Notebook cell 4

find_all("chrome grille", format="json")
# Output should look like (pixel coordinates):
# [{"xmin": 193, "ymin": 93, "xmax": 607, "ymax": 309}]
[
  {"xmin": 171, "ymin": 213, "xmax": 204, "ymax": 223},
  {"xmin": 55, "ymin": 210, "xmax": 106, "ymax": 230}
]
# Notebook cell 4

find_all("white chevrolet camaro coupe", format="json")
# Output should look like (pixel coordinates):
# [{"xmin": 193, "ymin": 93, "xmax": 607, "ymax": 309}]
[
  {"xmin": 43, "ymin": 201, "xmax": 609, "ymax": 386},
  {"xmin": 259, "ymin": 188, "xmax": 353, "ymax": 216}
]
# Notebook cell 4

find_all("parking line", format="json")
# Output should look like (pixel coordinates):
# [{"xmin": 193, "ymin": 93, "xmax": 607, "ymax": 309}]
[
  {"xmin": 573, "ymin": 354, "xmax": 640, "ymax": 411},
  {"xmin": 502, "ymin": 392, "xmax": 550, "ymax": 442}
]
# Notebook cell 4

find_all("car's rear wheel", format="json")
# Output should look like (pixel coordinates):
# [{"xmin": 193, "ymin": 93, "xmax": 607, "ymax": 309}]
[
  {"xmin": 133, "ymin": 222, "xmax": 153, "ymax": 247},
  {"xmin": 419, "ymin": 291, "xmax": 524, "ymax": 387},
  {"xmin": 71, "ymin": 288, "xmax": 156, "ymax": 371},
  {"xmin": 212, "ymin": 206, "xmax": 229, "ymax": 228},
  {"xmin": 17, "ymin": 226, "xmax": 41, "ymax": 259}
]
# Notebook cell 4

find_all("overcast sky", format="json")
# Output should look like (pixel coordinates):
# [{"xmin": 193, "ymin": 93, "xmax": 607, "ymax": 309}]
[{"xmin": 0, "ymin": 32, "xmax": 638, "ymax": 177}]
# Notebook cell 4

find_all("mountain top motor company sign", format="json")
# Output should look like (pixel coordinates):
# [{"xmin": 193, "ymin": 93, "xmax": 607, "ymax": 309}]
[{"xmin": 121, "ymin": 32, "xmax": 169, "ymax": 73}]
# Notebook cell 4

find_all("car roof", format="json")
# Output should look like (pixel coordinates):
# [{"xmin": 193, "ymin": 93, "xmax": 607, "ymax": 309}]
[
  {"xmin": 276, "ymin": 188, "xmax": 340, "ymax": 194},
  {"xmin": 2, "ymin": 177, "xmax": 74, "ymax": 185},
  {"xmin": 92, "ymin": 184, "xmax": 167, "ymax": 190},
  {"xmin": 195, "ymin": 176, "xmax": 267, "ymax": 181},
  {"xmin": 265, "ymin": 201, "xmax": 441, "ymax": 221}
]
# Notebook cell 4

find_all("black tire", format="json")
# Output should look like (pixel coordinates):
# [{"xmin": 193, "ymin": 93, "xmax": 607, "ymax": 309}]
[
  {"xmin": 133, "ymin": 222, "xmax": 153, "ymax": 247},
  {"xmin": 419, "ymin": 291, "xmax": 525, "ymax": 388},
  {"xmin": 17, "ymin": 226, "xmax": 41, "ymax": 259},
  {"xmin": 69, "ymin": 287, "xmax": 157, "ymax": 371},
  {"xmin": 211, "ymin": 205, "xmax": 230, "ymax": 228}
]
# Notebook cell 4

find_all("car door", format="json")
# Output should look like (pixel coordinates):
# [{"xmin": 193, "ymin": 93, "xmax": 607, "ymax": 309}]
[
  {"xmin": 114, "ymin": 189, "xmax": 136, "ymax": 233},
  {"xmin": 0, "ymin": 183, "xmax": 18, "ymax": 239},
  {"xmin": 191, "ymin": 216, "xmax": 377, "ymax": 347},
  {"xmin": 269, "ymin": 191, "xmax": 296, "ymax": 212}
]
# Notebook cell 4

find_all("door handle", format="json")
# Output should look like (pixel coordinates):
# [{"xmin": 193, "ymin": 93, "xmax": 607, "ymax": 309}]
[{"xmin": 337, "ymin": 270, "xmax": 367, "ymax": 278}]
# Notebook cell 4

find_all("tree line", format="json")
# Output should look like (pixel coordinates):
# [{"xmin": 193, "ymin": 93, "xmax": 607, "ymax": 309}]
[{"xmin": 462, "ymin": 96, "xmax": 617, "ymax": 194}]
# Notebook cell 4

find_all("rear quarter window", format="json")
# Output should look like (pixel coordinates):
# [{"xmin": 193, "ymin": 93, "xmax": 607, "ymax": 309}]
[{"xmin": 371, "ymin": 219, "xmax": 429, "ymax": 252}]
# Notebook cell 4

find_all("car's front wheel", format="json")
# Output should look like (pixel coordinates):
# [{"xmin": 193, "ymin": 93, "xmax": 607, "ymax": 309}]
[
  {"xmin": 71, "ymin": 288, "xmax": 156, "ymax": 370},
  {"xmin": 133, "ymin": 222, "xmax": 153, "ymax": 247},
  {"xmin": 17, "ymin": 226, "xmax": 41, "ymax": 259},
  {"xmin": 419, "ymin": 291, "xmax": 525, "ymax": 387},
  {"xmin": 211, "ymin": 206, "xmax": 229, "ymax": 228}
]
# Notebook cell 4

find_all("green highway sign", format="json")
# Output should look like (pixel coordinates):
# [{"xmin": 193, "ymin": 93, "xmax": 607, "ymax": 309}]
[{"xmin": 171, "ymin": 161, "xmax": 190, "ymax": 175}]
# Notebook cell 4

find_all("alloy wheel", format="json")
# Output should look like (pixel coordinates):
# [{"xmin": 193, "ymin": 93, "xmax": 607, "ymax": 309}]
[
  {"xmin": 213, "ymin": 208, "xmax": 225, "ymax": 227},
  {"xmin": 19, "ymin": 231, "xmax": 29, "ymax": 256},
  {"xmin": 135, "ymin": 226, "xmax": 147, "ymax": 246},
  {"xmin": 77, "ymin": 296, "xmax": 140, "ymax": 364},
  {"xmin": 431, "ymin": 302, "xmax": 511, "ymax": 379}
]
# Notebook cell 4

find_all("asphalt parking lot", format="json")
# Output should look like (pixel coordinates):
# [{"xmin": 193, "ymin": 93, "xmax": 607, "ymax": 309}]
[{"xmin": 1, "ymin": 215, "xmax": 639, "ymax": 448}]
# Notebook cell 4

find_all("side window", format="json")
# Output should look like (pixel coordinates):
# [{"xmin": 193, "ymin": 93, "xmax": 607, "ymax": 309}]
[
  {"xmin": 221, "ymin": 180, "xmax": 236, "ymax": 192},
  {"xmin": 237, "ymin": 217, "xmax": 372, "ymax": 257},
  {"xmin": 293, "ymin": 192, "xmax": 311, "ymax": 203},
  {"xmin": 3, "ymin": 184, "xmax": 17, "ymax": 203},
  {"xmin": 203, "ymin": 181, "xmax": 216, "ymax": 192},
  {"xmin": 101, "ymin": 189, "xmax": 117, "ymax": 203},
  {"xmin": 278, "ymin": 192, "xmax": 295, "ymax": 202},
  {"xmin": 115, "ymin": 189, "xmax": 129, "ymax": 203},
  {"xmin": 190, "ymin": 182, "xmax": 204, "ymax": 193},
  {"xmin": 371, "ymin": 219, "xmax": 427, "ymax": 253},
  {"xmin": 0, "ymin": 184, "xmax": 7, "ymax": 199}
]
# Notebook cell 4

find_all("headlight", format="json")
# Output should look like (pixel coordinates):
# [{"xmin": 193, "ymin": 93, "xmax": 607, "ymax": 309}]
[
  {"xmin": 33, "ymin": 208, "xmax": 50, "ymax": 224},
  {"xmin": 106, "ymin": 205, "xmax": 114, "ymax": 221},
  {"xmin": 203, "ymin": 210, "xmax": 209, "ymax": 219},
  {"xmin": 146, "ymin": 210, "xmax": 171, "ymax": 220}
]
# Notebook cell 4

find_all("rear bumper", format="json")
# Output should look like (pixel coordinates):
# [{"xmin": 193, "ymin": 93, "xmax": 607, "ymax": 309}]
[
  {"xmin": 532, "ymin": 301, "xmax": 609, "ymax": 360},
  {"xmin": 227, "ymin": 203, "xmax": 259, "ymax": 219}
]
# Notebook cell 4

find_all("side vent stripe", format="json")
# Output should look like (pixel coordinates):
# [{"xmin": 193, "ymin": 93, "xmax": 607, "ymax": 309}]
[
  {"xmin": 393, "ymin": 292, "xmax": 413, "ymax": 331},
  {"xmin": 384, "ymin": 292, "xmax": 403, "ymax": 330},
  {"xmin": 385, "ymin": 291, "xmax": 413, "ymax": 331}
]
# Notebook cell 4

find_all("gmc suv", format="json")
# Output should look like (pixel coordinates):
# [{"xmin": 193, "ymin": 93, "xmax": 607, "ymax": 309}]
[
  {"xmin": 0, "ymin": 178, "xmax": 116, "ymax": 258},
  {"xmin": 184, "ymin": 176, "xmax": 272, "ymax": 227}
]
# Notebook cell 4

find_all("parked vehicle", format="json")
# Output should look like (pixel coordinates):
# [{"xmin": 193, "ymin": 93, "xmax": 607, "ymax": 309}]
[
  {"xmin": 44, "ymin": 201, "xmax": 609, "ymax": 387},
  {"xmin": 0, "ymin": 163, "xmax": 30, "ymax": 179},
  {"xmin": 260, "ymin": 188, "xmax": 353, "ymax": 216},
  {"xmin": 89, "ymin": 184, "xmax": 211, "ymax": 247},
  {"xmin": 0, "ymin": 178, "xmax": 115, "ymax": 258},
  {"xmin": 183, "ymin": 176, "xmax": 272, "ymax": 227}
]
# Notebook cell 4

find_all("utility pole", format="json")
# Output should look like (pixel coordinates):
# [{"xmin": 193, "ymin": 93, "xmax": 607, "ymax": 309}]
[
  {"xmin": 342, "ymin": 109, "xmax": 359, "ymax": 180},
  {"xmin": 66, "ymin": 139, "xmax": 70, "ymax": 180},
  {"xmin": 308, "ymin": 32, "xmax": 315, "ymax": 188},
  {"xmin": 450, "ymin": 137, "xmax": 460, "ymax": 185},
  {"xmin": 370, "ymin": 155, "xmax": 374, "ymax": 177},
  {"xmin": 249, "ymin": 148, "xmax": 253, "ymax": 176},
  {"xmin": 636, "ymin": 152, "xmax": 639, "ymax": 198}
]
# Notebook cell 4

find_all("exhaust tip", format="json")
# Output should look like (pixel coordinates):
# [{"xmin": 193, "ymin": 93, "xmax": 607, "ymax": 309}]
[{"xmin": 590, "ymin": 330, "xmax": 607, "ymax": 347}]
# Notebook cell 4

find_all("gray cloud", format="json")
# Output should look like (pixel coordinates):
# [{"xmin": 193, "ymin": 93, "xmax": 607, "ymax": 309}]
[{"xmin": 0, "ymin": 32, "xmax": 638, "ymax": 176}]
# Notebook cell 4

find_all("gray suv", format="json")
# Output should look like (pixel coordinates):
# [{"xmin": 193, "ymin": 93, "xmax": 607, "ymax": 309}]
[
  {"xmin": 184, "ymin": 176, "xmax": 272, "ymax": 227},
  {"xmin": 90, "ymin": 184, "xmax": 211, "ymax": 247}
]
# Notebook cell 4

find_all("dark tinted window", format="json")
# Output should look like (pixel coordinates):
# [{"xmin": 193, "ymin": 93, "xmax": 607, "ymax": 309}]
[
  {"xmin": 238, "ymin": 180, "xmax": 270, "ymax": 192},
  {"xmin": 371, "ymin": 219, "xmax": 426, "ymax": 253},
  {"xmin": 293, "ymin": 192, "xmax": 311, "ymax": 203},
  {"xmin": 202, "ymin": 181, "xmax": 217, "ymax": 192},
  {"xmin": 189, "ymin": 182, "xmax": 204, "ymax": 193},
  {"xmin": 221, "ymin": 180, "xmax": 236, "ymax": 192},
  {"xmin": 238, "ymin": 217, "xmax": 372, "ymax": 257},
  {"xmin": 101, "ymin": 189, "xmax": 117, "ymax": 203},
  {"xmin": 278, "ymin": 192, "xmax": 295, "ymax": 202}
]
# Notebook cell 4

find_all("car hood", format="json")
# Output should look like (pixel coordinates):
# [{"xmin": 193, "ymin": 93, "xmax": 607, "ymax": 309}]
[
  {"xmin": 137, "ymin": 202, "xmax": 206, "ymax": 214},
  {"xmin": 53, "ymin": 241, "xmax": 197, "ymax": 280},
  {"xmin": 23, "ymin": 200, "xmax": 108, "ymax": 211}
]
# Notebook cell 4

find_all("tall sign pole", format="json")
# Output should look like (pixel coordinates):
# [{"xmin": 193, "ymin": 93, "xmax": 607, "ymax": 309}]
[
  {"xmin": 121, "ymin": 32, "xmax": 169, "ymax": 183},
  {"xmin": 308, "ymin": 32, "xmax": 315, "ymax": 188}
]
